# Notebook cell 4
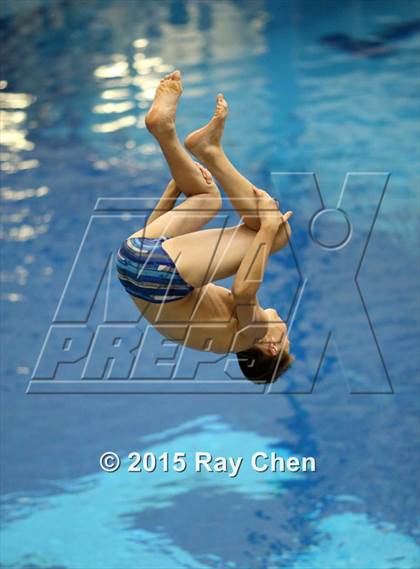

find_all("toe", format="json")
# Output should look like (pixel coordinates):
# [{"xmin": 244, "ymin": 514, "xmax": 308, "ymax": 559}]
[
  {"xmin": 216, "ymin": 93, "xmax": 228, "ymax": 110},
  {"xmin": 214, "ymin": 95, "xmax": 228, "ymax": 118}
]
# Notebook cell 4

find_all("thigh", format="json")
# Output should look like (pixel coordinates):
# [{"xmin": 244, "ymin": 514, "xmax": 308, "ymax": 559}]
[
  {"xmin": 162, "ymin": 223, "xmax": 289, "ymax": 288},
  {"xmin": 131, "ymin": 193, "xmax": 221, "ymax": 239}
]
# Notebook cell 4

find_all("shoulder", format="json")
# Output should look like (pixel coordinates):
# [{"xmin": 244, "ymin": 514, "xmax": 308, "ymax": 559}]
[
  {"xmin": 204, "ymin": 282, "xmax": 231, "ymax": 294},
  {"xmin": 183, "ymin": 284, "xmax": 236, "ymax": 319},
  {"xmin": 199, "ymin": 283, "xmax": 234, "ymax": 301}
]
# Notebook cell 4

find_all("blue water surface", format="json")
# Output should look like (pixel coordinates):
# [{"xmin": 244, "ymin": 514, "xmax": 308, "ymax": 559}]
[{"xmin": 1, "ymin": 0, "xmax": 419, "ymax": 568}]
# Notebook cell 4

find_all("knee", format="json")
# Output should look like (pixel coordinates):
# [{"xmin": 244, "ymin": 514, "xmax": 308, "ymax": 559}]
[{"xmin": 199, "ymin": 183, "xmax": 222, "ymax": 213}]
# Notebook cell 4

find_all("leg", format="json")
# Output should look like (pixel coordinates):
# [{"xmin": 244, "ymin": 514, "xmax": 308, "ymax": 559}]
[
  {"xmin": 163, "ymin": 222, "xmax": 290, "ymax": 289},
  {"xmin": 185, "ymin": 94, "xmax": 290, "ymax": 248},
  {"xmin": 133, "ymin": 172, "xmax": 220, "ymax": 240},
  {"xmin": 135, "ymin": 71, "xmax": 221, "ymax": 239}
]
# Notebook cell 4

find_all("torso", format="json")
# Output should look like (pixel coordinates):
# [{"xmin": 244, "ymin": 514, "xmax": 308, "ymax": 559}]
[{"xmin": 131, "ymin": 283, "xmax": 253, "ymax": 353}]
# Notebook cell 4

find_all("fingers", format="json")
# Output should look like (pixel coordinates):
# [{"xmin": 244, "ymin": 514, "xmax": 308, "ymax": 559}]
[
  {"xmin": 202, "ymin": 168, "xmax": 212, "ymax": 184},
  {"xmin": 199, "ymin": 165, "xmax": 212, "ymax": 184},
  {"xmin": 252, "ymin": 187, "xmax": 293, "ymax": 223},
  {"xmin": 194, "ymin": 161, "xmax": 213, "ymax": 184}
]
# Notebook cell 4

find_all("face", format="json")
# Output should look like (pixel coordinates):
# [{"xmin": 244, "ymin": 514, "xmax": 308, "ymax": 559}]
[{"xmin": 255, "ymin": 308, "xmax": 290, "ymax": 357}]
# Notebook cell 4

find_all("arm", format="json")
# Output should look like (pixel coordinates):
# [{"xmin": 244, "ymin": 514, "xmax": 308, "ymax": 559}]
[
  {"xmin": 147, "ymin": 162, "xmax": 213, "ymax": 225},
  {"xmin": 146, "ymin": 180, "xmax": 181, "ymax": 225},
  {"xmin": 232, "ymin": 222, "xmax": 277, "ymax": 337},
  {"xmin": 232, "ymin": 222, "xmax": 278, "ymax": 300},
  {"xmin": 232, "ymin": 188, "xmax": 292, "ymax": 336}
]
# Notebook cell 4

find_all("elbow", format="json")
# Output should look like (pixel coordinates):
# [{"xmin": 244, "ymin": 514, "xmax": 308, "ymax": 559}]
[{"xmin": 232, "ymin": 286, "xmax": 256, "ymax": 302}]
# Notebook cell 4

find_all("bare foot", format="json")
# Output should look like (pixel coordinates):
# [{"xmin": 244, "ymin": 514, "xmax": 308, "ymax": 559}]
[
  {"xmin": 185, "ymin": 93, "xmax": 228, "ymax": 160},
  {"xmin": 145, "ymin": 70, "xmax": 183, "ymax": 135}
]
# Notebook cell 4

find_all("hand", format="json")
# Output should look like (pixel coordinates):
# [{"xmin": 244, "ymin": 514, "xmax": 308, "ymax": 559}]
[
  {"xmin": 194, "ymin": 161, "xmax": 213, "ymax": 184},
  {"xmin": 253, "ymin": 187, "xmax": 293, "ymax": 227}
]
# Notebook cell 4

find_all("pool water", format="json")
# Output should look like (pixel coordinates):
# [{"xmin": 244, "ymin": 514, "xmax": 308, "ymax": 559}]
[{"xmin": 1, "ymin": 0, "xmax": 419, "ymax": 567}]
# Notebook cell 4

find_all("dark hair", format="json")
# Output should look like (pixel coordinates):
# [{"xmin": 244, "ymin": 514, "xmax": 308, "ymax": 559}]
[{"xmin": 237, "ymin": 347, "xmax": 294, "ymax": 384}]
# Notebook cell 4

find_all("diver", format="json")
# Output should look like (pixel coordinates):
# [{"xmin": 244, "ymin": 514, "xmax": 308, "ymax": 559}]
[{"xmin": 116, "ymin": 71, "xmax": 294, "ymax": 383}]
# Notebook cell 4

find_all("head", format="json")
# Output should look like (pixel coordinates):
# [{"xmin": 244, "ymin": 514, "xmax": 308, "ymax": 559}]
[{"xmin": 237, "ymin": 308, "xmax": 294, "ymax": 384}]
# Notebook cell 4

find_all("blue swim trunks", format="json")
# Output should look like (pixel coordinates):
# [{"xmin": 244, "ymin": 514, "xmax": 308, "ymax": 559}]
[{"xmin": 116, "ymin": 236, "xmax": 194, "ymax": 303}]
